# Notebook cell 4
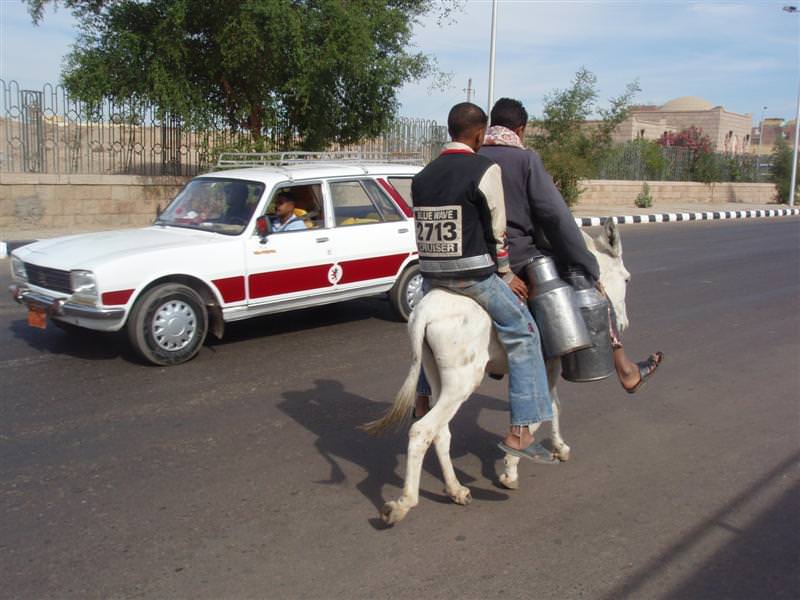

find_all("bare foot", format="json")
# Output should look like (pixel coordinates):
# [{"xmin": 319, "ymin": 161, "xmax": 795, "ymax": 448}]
[{"xmin": 503, "ymin": 425, "xmax": 534, "ymax": 450}]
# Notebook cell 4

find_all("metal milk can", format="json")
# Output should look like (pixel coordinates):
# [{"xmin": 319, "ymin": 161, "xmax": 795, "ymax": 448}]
[
  {"xmin": 560, "ymin": 270, "xmax": 615, "ymax": 382},
  {"xmin": 524, "ymin": 257, "xmax": 592, "ymax": 359}
]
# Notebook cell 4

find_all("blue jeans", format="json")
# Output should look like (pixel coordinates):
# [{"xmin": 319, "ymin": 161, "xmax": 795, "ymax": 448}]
[{"xmin": 417, "ymin": 275, "xmax": 552, "ymax": 426}]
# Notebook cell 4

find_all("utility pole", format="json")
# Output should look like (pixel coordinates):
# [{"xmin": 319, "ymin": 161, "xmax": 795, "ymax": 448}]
[
  {"xmin": 784, "ymin": 5, "xmax": 798, "ymax": 206},
  {"xmin": 487, "ymin": 0, "xmax": 498, "ymax": 114},
  {"xmin": 463, "ymin": 78, "xmax": 474, "ymax": 103}
]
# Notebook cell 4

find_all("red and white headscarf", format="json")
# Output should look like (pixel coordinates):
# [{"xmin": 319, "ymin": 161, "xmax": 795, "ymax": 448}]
[{"xmin": 483, "ymin": 125, "xmax": 525, "ymax": 149}]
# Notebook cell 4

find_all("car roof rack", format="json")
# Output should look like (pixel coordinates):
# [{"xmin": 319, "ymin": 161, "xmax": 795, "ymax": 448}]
[{"xmin": 214, "ymin": 150, "xmax": 424, "ymax": 170}]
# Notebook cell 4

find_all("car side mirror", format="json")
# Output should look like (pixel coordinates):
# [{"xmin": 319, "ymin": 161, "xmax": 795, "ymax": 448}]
[{"xmin": 255, "ymin": 215, "xmax": 271, "ymax": 243}]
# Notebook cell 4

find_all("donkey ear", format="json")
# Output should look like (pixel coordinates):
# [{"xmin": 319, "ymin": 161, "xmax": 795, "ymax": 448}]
[{"xmin": 598, "ymin": 217, "xmax": 622, "ymax": 257}]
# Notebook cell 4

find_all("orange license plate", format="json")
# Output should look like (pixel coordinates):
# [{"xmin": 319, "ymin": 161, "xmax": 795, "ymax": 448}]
[{"xmin": 27, "ymin": 307, "xmax": 47, "ymax": 329}]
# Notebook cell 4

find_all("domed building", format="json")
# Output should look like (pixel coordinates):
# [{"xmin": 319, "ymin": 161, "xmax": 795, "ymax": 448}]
[{"xmin": 610, "ymin": 96, "xmax": 752, "ymax": 154}]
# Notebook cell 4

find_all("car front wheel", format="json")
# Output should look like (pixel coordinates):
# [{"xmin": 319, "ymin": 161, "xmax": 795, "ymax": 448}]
[
  {"xmin": 389, "ymin": 263, "xmax": 422, "ymax": 322},
  {"xmin": 127, "ymin": 283, "xmax": 208, "ymax": 366}
]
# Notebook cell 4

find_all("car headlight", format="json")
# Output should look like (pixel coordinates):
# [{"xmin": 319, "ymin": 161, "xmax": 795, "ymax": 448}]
[
  {"xmin": 10, "ymin": 256, "xmax": 28, "ymax": 282},
  {"xmin": 70, "ymin": 270, "xmax": 98, "ymax": 303}
]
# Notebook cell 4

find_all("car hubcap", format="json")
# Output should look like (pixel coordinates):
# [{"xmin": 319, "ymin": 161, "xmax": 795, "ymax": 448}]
[
  {"xmin": 406, "ymin": 273, "xmax": 423, "ymax": 311},
  {"xmin": 152, "ymin": 300, "xmax": 196, "ymax": 351}
]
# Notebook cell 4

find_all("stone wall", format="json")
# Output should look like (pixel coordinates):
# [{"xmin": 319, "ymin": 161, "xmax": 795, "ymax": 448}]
[
  {"xmin": 0, "ymin": 174, "xmax": 779, "ymax": 232},
  {"xmin": 580, "ymin": 180, "xmax": 776, "ymax": 206},
  {"xmin": 0, "ymin": 173, "xmax": 189, "ymax": 230}
]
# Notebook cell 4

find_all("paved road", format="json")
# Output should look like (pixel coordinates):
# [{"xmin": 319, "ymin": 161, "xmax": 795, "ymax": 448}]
[{"xmin": 1, "ymin": 219, "xmax": 798, "ymax": 600}]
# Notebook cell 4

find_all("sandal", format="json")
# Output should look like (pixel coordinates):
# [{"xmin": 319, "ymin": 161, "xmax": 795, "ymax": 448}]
[
  {"xmin": 623, "ymin": 351, "xmax": 664, "ymax": 394},
  {"xmin": 497, "ymin": 441, "xmax": 558, "ymax": 465}
]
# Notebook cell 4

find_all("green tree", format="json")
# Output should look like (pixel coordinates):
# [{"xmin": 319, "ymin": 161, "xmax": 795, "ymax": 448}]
[
  {"xmin": 658, "ymin": 126, "xmax": 720, "ymax": 183},
  {"xmin": 27, "ymin": 0, "xmax": 450, "ymax": 149},
  {"xmin": 769, "ymin": 136, "xmax": 798, "ymax": 204},
  {"xmin": 527, "ymin": 68, "xmax": 639, "ymax": 206}
]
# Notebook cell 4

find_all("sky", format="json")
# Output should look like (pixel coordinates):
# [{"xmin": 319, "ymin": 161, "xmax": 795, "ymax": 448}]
[{"xmin": 0, "ymin": 0, "xmax": 798, "ymax": 126}]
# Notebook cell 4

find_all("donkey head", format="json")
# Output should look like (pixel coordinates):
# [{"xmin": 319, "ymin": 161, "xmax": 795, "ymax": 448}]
[{"xmin": 586, "ymin": 219, "xmax": 631, "ymax": 332}]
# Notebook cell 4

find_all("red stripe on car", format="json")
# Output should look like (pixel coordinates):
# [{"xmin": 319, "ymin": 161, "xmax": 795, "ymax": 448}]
[
  {"xmin": 213, "ymin": 276, "xmax": 246, "ymax": 303},
  {"xmin": 377, "ymin": 178, "xmax": 412, "ymax": 218},
  {"xmin": 249, "ymin": 264, "xmax": 334, "ymax": 298},
  {"xmin": 338, "ymin": 254, "xmax": 409, "ymax": 284},
  {"xmin": 101, "ymin": 289, "xmax": 134, "ymax": 305}
]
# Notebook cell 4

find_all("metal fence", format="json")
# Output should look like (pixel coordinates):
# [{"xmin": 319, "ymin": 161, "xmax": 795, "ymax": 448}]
[
  {"xmin": 0, "ymin": 79, "xmax": 447, "ymax": 176},
  {"xmin": 596, "ymin": 141, "xmax": 767, "ymax": 183}
]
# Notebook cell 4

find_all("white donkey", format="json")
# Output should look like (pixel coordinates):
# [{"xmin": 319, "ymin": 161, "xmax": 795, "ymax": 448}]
[{"xmin": 364, "ymin": 219, "xmax": 630, "ymax": 525}]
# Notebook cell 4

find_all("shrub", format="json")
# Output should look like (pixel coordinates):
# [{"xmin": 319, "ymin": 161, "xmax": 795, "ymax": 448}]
[{"xmin": 634, "ymin": 182, "xmax": 653, "ymax": 208}]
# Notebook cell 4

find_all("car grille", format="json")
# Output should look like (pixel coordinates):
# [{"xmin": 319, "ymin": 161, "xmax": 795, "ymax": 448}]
[{"xmin": 25, "ymin": 263, "xmax": 72, "ymax": 294}]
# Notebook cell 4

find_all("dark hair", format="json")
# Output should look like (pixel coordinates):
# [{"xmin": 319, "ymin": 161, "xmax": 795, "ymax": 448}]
[
  {"xmin": 490, "ymin": 98, "xmax": 528, "ymax": 130},
  {"xmin": 276, "ymin": 190, "xmax": 296, "ymax": 204},
  {"xmin": 447, "ymin": 102, "xmax": 488, "ymax": 139}
]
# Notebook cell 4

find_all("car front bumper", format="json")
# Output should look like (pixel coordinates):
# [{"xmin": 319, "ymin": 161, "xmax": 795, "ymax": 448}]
[{"xmin": 10, "ymin": 284, "xmax": 126, "ymax": 321}]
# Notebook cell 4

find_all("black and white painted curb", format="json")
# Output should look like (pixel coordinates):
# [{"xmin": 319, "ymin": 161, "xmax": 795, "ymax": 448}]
[
  {"xmin": 1, "ymin": 208, "xmax": 799, "ymax": 259},
  {"xmin": 574, "ymin": 207, "xmax": 799, "ymax": 227}
]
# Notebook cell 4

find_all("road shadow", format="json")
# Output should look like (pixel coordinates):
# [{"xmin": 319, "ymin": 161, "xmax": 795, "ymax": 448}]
[
  {"xmin": 600, "ymin": 450, "xmax": 800, "ymax": 600},
  {"xmin": 212, "ymin": 296, "xmax": 403, "ymax": 347},
  {"xmin": 7, "ymin": 318, "xmax": 137, "ymax": 363},
  {"xmin": 276, "ymin": 379, "xmax": 511, "ymax": 524},
  {"xmin": 6, "ymin": 295, "xmax": 400, "ymax": 365},
  {"xmin": 665, "ymin": 483, "xmax": 800, "ymax": 599}
]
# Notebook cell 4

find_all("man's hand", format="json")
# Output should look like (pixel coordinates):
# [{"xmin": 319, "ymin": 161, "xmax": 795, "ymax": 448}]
[{"xmin": 506, "ymin": 274, "xmax": 529, "ymax": 301}]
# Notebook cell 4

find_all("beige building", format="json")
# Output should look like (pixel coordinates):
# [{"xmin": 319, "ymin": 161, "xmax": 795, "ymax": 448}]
[{"xmin": 608, "ymin": 96, "xmax": 753, "ymax": 154}]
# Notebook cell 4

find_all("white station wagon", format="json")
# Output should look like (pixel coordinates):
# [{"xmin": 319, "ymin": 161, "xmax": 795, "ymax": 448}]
[{"xmin": 9, "ymin": 153, "xmax": 423, "ymax": 365}]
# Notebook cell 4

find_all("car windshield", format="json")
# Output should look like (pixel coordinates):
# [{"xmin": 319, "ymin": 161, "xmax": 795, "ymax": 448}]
[{"xmin": 156, "ymin": 178, "xmax": 264, "ymax": 235}]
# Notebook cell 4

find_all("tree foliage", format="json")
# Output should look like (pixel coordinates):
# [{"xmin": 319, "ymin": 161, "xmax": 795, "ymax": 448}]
[
  {"xmin": 527, "ymin": 68, "xmax": 639, "ymax": 206},
  {"xmin": 658, "ymin": 126, "xmax": 719, "ymax": 184},
  {"xmin": 769, "ymin": 136, "xmax": 798, "ymax": 204},
  {"xmin": 27, "ymin": 0, "xmax": 448, "ymax": 149}
]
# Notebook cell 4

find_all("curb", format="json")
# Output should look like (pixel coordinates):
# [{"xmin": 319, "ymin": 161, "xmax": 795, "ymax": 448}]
[{"xmin": 574, "ymin": 207, "xmax": 800, "ymax": 227}]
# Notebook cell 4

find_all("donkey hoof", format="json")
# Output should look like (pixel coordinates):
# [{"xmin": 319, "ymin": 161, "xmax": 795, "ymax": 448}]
[
  {"xmin": 554, "ymin": 445, "xmax": 571, "ymax": 462},
  {"xmin": 381, "ymin": 501, "xmax": 408, "ymax": 525},
  {"xmin": 449, "ymin": 486, "xmax": 472, "ymax": 506},
  {"xmin": 498, "ymin": 473, "xmax": 519, "ymax": 490}
]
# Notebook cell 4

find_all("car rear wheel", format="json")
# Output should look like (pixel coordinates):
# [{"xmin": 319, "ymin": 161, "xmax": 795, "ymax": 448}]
[
  {"xmin": 127, "ymin": 283, "xmax": 208, "ymax": 366},
  {"xmin": 389, "ymin": 263, "xmax": 422, "ymax": 322}
]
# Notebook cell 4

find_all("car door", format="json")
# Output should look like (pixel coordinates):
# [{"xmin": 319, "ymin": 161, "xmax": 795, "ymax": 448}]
[
  {"xmin": 326, "ymin": 178, "xmax": 415, "ymax": 296},
  {"xmin": 244, "ymin": 182, "xmax": 336, "ymax": 311}
]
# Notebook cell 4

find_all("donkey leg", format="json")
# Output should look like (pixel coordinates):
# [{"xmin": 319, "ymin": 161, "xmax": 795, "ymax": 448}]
[
  {"xmin": 499, "ymin": 453, "xmax": 521, "ymax": 490},
  {"xmin": 497, "ymin": 421, "xmax": 543, "ymax": 490},
  {"xmin": 381, "ymin": 417, "xmax": 434, "ymax": 525},
  {"xmin": 382, "ymin": 371, "xmax": 476, "ymax": 523},
  {"xmin": 546, "ymin": 359, "xmax": 571, "ymax": 461},
  {"xmin": 432, "ymin": 423, "xmax": 472, "ymax": 505}
]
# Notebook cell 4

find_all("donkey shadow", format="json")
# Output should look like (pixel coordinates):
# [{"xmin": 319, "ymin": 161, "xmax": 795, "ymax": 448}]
[{"xmin": 277, "ymin": 379, "xmax": 511, "ymax": 518}]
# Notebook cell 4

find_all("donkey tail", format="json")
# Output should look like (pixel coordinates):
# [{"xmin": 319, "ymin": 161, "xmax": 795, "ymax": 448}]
[{"xmin": 361, "ymin": 308, "xmax": 427, "ymax": 436}]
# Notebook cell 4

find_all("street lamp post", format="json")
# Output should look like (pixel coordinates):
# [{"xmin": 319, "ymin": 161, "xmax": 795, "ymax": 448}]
[
  {"xmin": 784, "ymin": 5, "xmax": 799, "ymax": 206},
  {"xmin": 758, "ymin": 105, "xmax": 767, "ymax": 151},
  {"xmin": 488, "ymin": 0, "xmax": 498, "ymax": 114}
]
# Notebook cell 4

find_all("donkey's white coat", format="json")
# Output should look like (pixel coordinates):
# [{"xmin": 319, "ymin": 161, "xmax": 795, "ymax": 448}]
[{"xmin": 366, "ymin": 220, "xmax": 630, "ymax": 525}]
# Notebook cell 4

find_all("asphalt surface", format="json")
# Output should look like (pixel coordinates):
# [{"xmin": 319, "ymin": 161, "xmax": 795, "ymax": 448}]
[{"xmin": 1, "ymin": 218, "xmax": 798, "ymax": 600}]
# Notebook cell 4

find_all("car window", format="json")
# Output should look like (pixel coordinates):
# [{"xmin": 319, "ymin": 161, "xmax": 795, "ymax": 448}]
[
  {"xmin": 263, "ymin": 183, "xmax": 324, "ymax": 231},
  {"xmin": 388, "ymin": 177, "xmax": 413, "ymax": 206},
  {"xmin": 158, "ymin": 178, "xmax": 264, "ymax": 235},
  {"xmin": 331, "ymin": 181, "xmax": 384, "ymax": 226},
  {"xmin": 363, "ymin": 179, "xmax": 403, "ymax": 222}
]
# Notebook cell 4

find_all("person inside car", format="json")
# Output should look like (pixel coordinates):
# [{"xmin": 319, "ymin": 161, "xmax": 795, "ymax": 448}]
[
  {"xmin": 270, "ymin": 191, "xmax": 307, "ymax": 232},
  {"xmin": 222, "ymin": 181, "xmax": 255, "ymax": 224}
]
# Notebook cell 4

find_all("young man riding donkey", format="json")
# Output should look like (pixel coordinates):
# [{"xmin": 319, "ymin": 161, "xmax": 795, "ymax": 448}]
[{"xmin": 364, "ymin": 100, "xmax": 662, "ymax": 525}]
